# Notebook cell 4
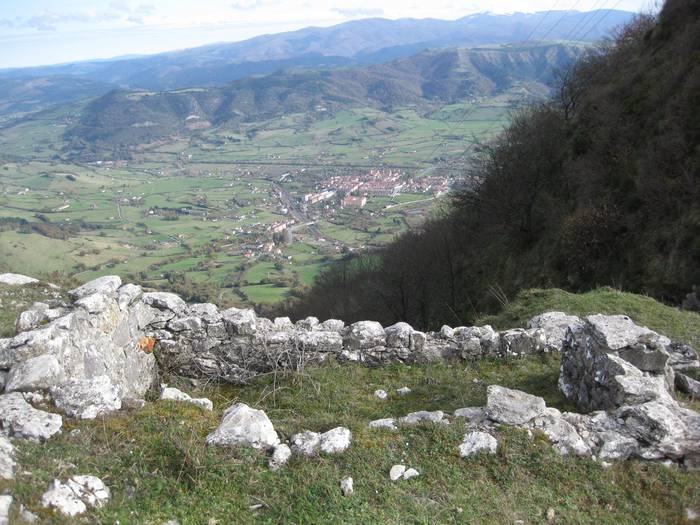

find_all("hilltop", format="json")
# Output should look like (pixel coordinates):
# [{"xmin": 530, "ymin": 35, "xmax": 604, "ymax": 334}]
[{"xmin": 0, "ymin": 10, "xmax": 632, "ymax": 93}]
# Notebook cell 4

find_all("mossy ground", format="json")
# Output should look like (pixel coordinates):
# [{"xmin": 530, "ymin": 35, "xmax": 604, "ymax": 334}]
[{"xmin": 2, "ymin": 287, "xmax": 699, "ymax": 524}]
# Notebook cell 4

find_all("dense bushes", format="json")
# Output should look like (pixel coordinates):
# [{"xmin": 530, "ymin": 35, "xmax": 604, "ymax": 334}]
[{"xmin": 281, "ymin": 0, "xmax": 700, "ymax": 330}]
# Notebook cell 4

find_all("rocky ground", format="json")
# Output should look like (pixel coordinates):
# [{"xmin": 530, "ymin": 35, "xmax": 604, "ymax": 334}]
[{"xmin": 0, "ymin": 274, "xmax": 699, "ymax": 524}]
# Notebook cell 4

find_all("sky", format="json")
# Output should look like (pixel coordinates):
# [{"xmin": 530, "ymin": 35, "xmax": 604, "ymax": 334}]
[{"xmin": 0, "ymin": 0, "xmax": 658, "ymax": 69}]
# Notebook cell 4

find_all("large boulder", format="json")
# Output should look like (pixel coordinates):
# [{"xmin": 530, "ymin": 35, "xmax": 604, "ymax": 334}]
[
  {"xmin": 68, "ymin": 275, "xmax": 122, "ymax": 300},
  {"xmin": 486, "ymin": 385, "xmax": 546, "ymax": 425},
  {"xmin": 559, "ymin": 315, "xmax": 674, "ymax": 411},
  {"xmin": 205, "ymin": 403, "xmax": 279, "ymax": 450},
  {"xmin": 345, "ymin": 321, "xmax": 386, "ymax": 350}
]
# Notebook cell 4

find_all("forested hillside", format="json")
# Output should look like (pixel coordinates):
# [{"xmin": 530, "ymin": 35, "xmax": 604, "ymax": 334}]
[{"xmin": 283, "ymin": 0, "xmax": 700, "ymax": 329}]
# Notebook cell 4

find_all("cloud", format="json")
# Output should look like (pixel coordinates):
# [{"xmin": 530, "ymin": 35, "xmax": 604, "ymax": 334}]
[
  {"xmin": 331, "ymin": 7, "xmax": 385, "ymax": 17},
  {"xmin": 231, "ymin": 0, "xmax": 265, "ymax": 10}
]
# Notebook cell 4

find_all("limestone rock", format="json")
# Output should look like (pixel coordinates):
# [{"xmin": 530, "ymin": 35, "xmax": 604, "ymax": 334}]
[
  {"xmin": 296, "ymin": 316, "xmax": 319, "ymax": 330},
  {"xmin": 374, "ymin": 389, "xmax": 388, "ymax": 400},
  {"xmin": 345, "ymin": 321, "xmax": 385, "ymax": 350},
  {"xmin": 0, "ymin": 495, "xmax": 11, "ymax": 525},
  {"xmin": 396, "ymin": 386, "xmax": 411, "ymax": 396},
  {"xmin": 526, "ymin": 312, "xmax": 583, "ymax": 352},
  {"xmin": 0, "ymin": 393, "xmax": 62, "ymax": 440},
  {"xmin": 458, "ymin": 431, "xmax": 498, "ymax": 457},
  {"xmin": 559, "ymin": 315, "xmax": 674, "ymax": 412},
  {"xmin": 69, "ymin": 275, "xmax": 121, "ymax": 300},
  {"xmin": 18, "ymin": 504, "xmax": 38, "ymax": 523},
  {"xmin": 0, "ymin": 273, "xmax": 38, "ymax": 285},
  {"xmin": 222, "ymin": 308, "xmax": 257, "ymax": 335},
  {"xmin": 5, "ymin": 354, "xmax": 65, "ymax": 392},
  {"xmin": 41, "ymin": 475, "xmax": 110, "ymax": 516},
  {"xmin": 385, "ymin": 322, "xmax": 413, "ymax": 348},
  {"xmin": 0, "ymin": 436, "xmax": 16, "ymax": 480},
  {"xmin": 319, "ymin": 427, "xmax": 352, "ymax": 454},
  {"xmin": 399, "ymin": 410, "xmax": 446, "ymax": 425},
  {"xmin": 268, "ymin": 444, "xmax": 292, "ymax": 471},
  {"xmin": 205, "ymin": 403, "xmax": 279, "ymax": 450},
  {"xmin": 290, "ymin": 431, "xmax": 321, "ymax": 456},
  {"xmin": 676, "ymin": 373, "xmax": 700, "ymax": 400},
  {"xmin": 529, "ymin": 410, "xmax": 591, "ymax": 456},
  {"xmin": 318, "ymin": 319, "xmax": 345, "ymax": 332},
  {"xmin": 453, "ymin": 407, "xmax": 489, "ymax": 425},
  {"xmin": 389, "ymin": 464, "xmax": 406, "ymax": 481},
  {"xmin": 368, "ymin": 418, "xmax": 397, "ymax": 430},
  {"xmin": 117, "ymin": 283, "xmax": 142, "ymax": 310},
  {"xmin": 142, "ymin": 291, "xmax": 186, "ymax": 312},
  {"xmin": 160, "ymin": 386, "xmax": 213, "ymax": 411},
  {"xmin": 499, "ymin": 328, "xmax": 547, "ymax": 357},
  {"xmin": 667, "ymin": 342, "xmax": 699, "ymax": 371},
  {"xmin": 50, "ymin": 375, "xmax": 122, "ymax": 419},
  {"xmin": 402, "ymin": 468, "xmax": 420, "ymax": 480},
  {"xmin": 340, "ymin": 476, "xmax": 354, "ymax": 496},
  {"xmin": 486, "ymin": 385, "xmax": 546, "ymax": 425},
  {"xmin": 273, "ymin": 317, "xmax": 294, "ymax": 330}
]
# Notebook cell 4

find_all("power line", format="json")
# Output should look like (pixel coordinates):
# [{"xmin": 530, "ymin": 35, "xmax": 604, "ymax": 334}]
[{"xmin": 576, "ymin": 0, "xmax": 625, "ymax": 41}]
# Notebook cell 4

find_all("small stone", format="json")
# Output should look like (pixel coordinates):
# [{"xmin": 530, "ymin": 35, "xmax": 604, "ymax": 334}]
[
  {"xmin": 0, "ymin": 273, "xmax": 38, "ymax": 285},
  {"xmin": 41, "ymin": 475, "xmax": 110, "ymax": 516},
  {"xmin": 396, "ymin": 387, "xmax": 411, "ymax": 396},
  {"xmin": 19, "ymin": 504, "xmax": 39, "ymax": 523},
  {"xmin": 686, "ymin": 508, "xmax": 698, "ymax": 521},
  {"xmin": 399, "ymin": 410, "xmax": 446, "ymax": 425},
  {"xmin": 0, "ymin": 495, "xmax": 11, "ymax": 525},
  {"xmin": 546, "ymin": 507, "xmax": 555, "ymax": 522},
  {"xmin": 319, "ymin": 427, "xmax": 352, "ymax": 454},
  {"xmin": 374, "ymin": 389, "xmax": 388, "ymax": 400},
  {"xmin": 402, "ymin": 468, "xmax": 419, "ymax": 480},
  {"xmin": 160, "ymin": 386, "xmax": 213, "ymax": 411},
  {"xmin": 290, "ymin": 431, "xmax": 321, "ymax": 456},
  {"xmin": 340, "ymin": 476, "xmax": 354, "ymax": 496},
  {"xmin": 269, "ymin": 444, "xmax": 292, "ymax": 471},
  {"xmin": 0, "ymin": 436, "xmax": 17, "ymax": 480},
  {"xmin": 389, "ymin": 464, "xmax": 406, "ymax": 481},
  {"xmin": 368, "ymin": 418, "xmax": 397, "ymax": 430},
  {"xmin": 205, "ymin": 403, "xmax": 279, "ymax": 450},
  {"xmin": 459, "ymin": 431, "xmax": 498, "ymax": 457}
]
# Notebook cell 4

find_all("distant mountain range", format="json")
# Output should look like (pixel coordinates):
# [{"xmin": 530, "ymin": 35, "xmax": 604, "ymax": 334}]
[
  {"xmin": 0, "ymin": 10, "xmax": 632, "ymax": 99},
  {"xmin": 66, "ymin": 43, "xmax": 582, "ymax": 151}
]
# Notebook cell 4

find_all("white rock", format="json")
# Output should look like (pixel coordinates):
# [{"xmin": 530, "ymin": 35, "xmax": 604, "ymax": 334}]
[
  {"xmin": 74, "ymin": 292, "xmax": 112, "ymax": 314},
  {"xmin": 0, "ymin": 495, "xmax": 11, "ymax": 525},
  {"xmin": 5, "ymin": 354, "xmax": 65, "ymax": 392},
  {"xmin": 402, "ymin": 468, "xmax": 420, "ymax": 480},
  {"xmin": 0, "ymin": 273, "xmax": 38, "ymax": 285},
  {"xmin": 396, "ymin": 387, "xmax": 411, "ymax": 396},
  {"xmin": 0, "ymin": 393, "xmax": 62, "ymax": 441},
  {"xmin": 389, "ymin": 464, "xmax": 406, "ymax": 481},
  {"xmin": 117, "ymin": 283, "xmax": 143, "ymax": 310},
  {"xmin": 526, "ymin": 312, "xmax": 583, "ymax": 352},
  {"xmin": 50, "ymin": 375, "xmax": 122, "ymax": 419},
  {"xmin": 221, "ymin": 307, "xmax": 257, "ymax": 335},
  {"xmin": 486, "ymin": 385, "xmax": 546, "ymax": 425},
  {"xmin": 69, "ymin": 275, "xmax": 122, "ymax": 299},
  {"xmin": 686, "ymin": 508, "xmax": 698, "ymax": 521},
  {"xmin": 0, "ymin": 436, "xmax": 17, "ymax": 480},
  {"xmin": 385, "ymin": 322, "xmax": 413, "ymax": 348},
  {"xmin": 318, "ymin": 319, "xmax": 345, "ymax": 332},
  {"xmin": 368, "ymin": 418, "xmax": 397, "ymax": 430},
  {"xmin": 19, "ymin": 504, "xmax": 39, "ymax": 523},
  {"xmin": 41, "ymin": 475, "xmax": 110, "ymax": 516},
  {"xmin": 290, "ymin": 431, "xmax": 321, "ymax": 456},
  {"xmin": 399, "ymin": 410, "xmax": 446, "ymax": 425},
  {"xmin": 160, "ymin": 386, "xmax": 213, "ymax": 411},
  {"xmin": 459, "ymin": 431, "xmax": 498, "ymax": 457},
  {"xmin": 340, "ymin": 476, "xmax": 354, "ymax": 496},
  {"xmin": 374, "ymin": 389, "xmax": 388, "ymax": 400},
  {"xmin": 454, "ymin": 407, "xmax": 489, "ymax": 425},
  {"xmin": 205, "ymin": 403, "xmax": 279, "ymax": 450},
  {"xmin": 142, "ymin": 291, "xmax": 186, "ymax": 312},
  {"xmin": 319, "ymin": 427, "xmax": 352, "ymax": 454},
  {"xmin": 269, "ymin": 444, "xmax": 292, "ymax": 471},
  {"xmin": 345, "ymin": 321, "xmax": 386, "ymax": 349}
]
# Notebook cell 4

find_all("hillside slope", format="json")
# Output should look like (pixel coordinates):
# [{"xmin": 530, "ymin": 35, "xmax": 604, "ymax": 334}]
[
  {"xmin": 66, "ymin": 44, "xmax": 581, "ymax": 151},
  {"xmin": 284, "ymin": 0, "xmax": 700, "ymax": 329}
]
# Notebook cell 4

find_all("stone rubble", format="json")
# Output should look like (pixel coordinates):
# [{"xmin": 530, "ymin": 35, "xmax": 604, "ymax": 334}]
[
  {"xmin": 340, "ymin": 476, "xmax": 354, "ymax": 496},
  {"xmin": 290, "ymin": 427, "xmax": 352, "ymax": 455}
]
